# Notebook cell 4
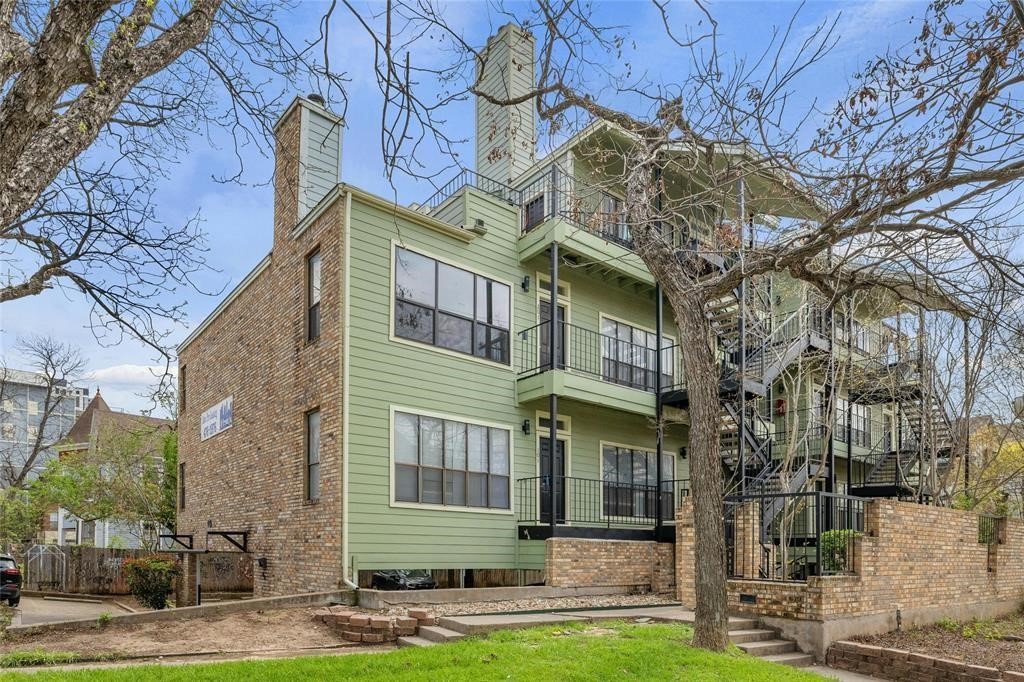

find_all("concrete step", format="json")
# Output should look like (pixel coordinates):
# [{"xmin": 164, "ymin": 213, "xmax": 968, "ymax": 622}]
[
  {"xmin": 762, "ymin": 651, "xmax": 815, "ymax": 668},
  {"xmin": 417, "ymin": 625, "xmax": 466, "ymax": 643},
  {"xmin": 726, "ymin": 617, "xmax": 759, "ymax": 630},
  {"xmin": 728, "ymin": 628, "xmax": 776, "ymax": 644},
  {"xmin": 397, "ymin": 635, "xmax": 436, "ymax": 648},
  {"xmin": 737, "ymin": 639, "xmax": 797, "ymax": 656}
]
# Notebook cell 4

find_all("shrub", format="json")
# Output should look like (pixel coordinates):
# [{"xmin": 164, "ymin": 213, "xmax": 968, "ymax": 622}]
[
  {"xmin": 123, "ymin": 556, "xmax": 182, "ymax": 610},
  {"xmin": 820, "ymin": 529, "xmax": 861, "ymax": 573},
  {"xmin": 937, "ymin": 616, "xmax": 959, "ymax": 632},
  {"xmin": 96, "ymin": 612, "xmax": 112, "ymax": 628}
]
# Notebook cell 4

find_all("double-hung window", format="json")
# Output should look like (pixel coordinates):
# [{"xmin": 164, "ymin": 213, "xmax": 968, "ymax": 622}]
[
  {"xmin": 394, "ymin": 411, "xmax": 510, "ymax": 510},
  {"xmin": 601, "ymin": 445, "xmax": 674, "ymax": 519},
  {"xmin": 600, "ymin": 318, "xmax": 672, "ymax": 392},
  {"xmin": 394, "ymin": 247, "xmax": 511, "ymax": 364},
  {"xmin": 306, "ymin": 409, "xmax": 321, "ymax": 501},
  {"xmin": 307, "ymin": 250, "xmax": 322, "ymax": 341}
]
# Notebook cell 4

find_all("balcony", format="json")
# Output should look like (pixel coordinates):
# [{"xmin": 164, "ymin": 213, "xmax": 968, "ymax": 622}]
[
  {"xmin": 515, "ymin": 475, "xmax": 690, "ymax": 540},
  {"xmin": 515, "ymin": 320, "xmax": 679, "ymax": 416}
]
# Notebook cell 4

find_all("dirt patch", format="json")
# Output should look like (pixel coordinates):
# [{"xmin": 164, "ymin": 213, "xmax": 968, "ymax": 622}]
[
  {"xmin": 854, "ymin": 612, "xmax": 1024, "ymax": 673},
  {"xmin": 0, "ymin": 606, "xmax": 362, "ymax": 658}
]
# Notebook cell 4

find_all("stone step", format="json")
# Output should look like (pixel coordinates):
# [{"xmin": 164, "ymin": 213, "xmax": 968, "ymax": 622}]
[
  {"xmin": 417, "ymin": 625, "xmax": 467, "ymax": 643},
  {"xmin": 737, "ymin": 639, "xmax": 797, "ymax": 656},
  {"xmin": 728, "ymin": 628, "xmax": 776, "ymax": 644},
  {"xmin": 762, "ymin": 651, "xmax": 815, "ymax": 668},
  {"xmin": 396, "ymin": 635, "xmax": 436, "ymax": 648}
]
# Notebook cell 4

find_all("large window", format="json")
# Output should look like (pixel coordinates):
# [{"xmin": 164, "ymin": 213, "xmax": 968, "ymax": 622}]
[
  {"xmin": 306, "ymin": 409, "xmax": 321, "ymax": 501},
  {"xmin": 602, "ymin": 445, "xmax": 674, "ymax": 518},
  {"xmin": 600, "ymin": 318, "xmax": 673, "ymax": 392},
  {"xmin": 307, "ymin": 250, "xmax": 322, "ymax": 341},
  {"xmin": 393, "ymin": 411, "xmax": 510, "ymax": 510},
  {"xmin": 394, "ymin": 247, "xmax": 511, "ymax": 364}
]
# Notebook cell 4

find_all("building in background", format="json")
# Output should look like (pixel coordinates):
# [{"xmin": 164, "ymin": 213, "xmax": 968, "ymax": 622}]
[
  {"xmin": 0, "ymin": 368, "xmax": 88, "ymax": 487},
  {"xmin": 52, "ymin": 392, "xmax": 174, "ymax": 548}
]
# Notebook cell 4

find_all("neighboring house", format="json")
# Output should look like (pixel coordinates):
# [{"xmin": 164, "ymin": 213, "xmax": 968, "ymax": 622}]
[
  {"xmin": 53, "ymin": 392, "xmax": 174, "ymax": 549},
  {"xmin": 177, "ymin": 24, "xmax": 959, "ymax": 596},
  {"xmin": 0, "ymin": 368, "xmax": 88, "ymax": 486}
]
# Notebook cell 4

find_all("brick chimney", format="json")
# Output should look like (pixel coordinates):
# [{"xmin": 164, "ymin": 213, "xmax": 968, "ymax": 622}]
[
  {"xmin": 476, "ymin": 24, "xmax": 536, "ymax": 185},
  {"xmin": 273, "ymin": 95, "xmax": 344, "ymax": 240}
]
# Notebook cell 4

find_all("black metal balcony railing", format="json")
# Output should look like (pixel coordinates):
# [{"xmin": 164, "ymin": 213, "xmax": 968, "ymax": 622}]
[
  {"xmin": 423, "ymin": 170, "xmax": 521, "ymax": 211},
  {"xmin": 516, "ymin": 476, "xmax": 690, "ymax": 527},
  {"xmin": 517, "ymin": 320, "xmax": 679, "ymax": 393},
  {"xmin": 519, "ymin": 169, "xmax": 634, "ymax": 247}
]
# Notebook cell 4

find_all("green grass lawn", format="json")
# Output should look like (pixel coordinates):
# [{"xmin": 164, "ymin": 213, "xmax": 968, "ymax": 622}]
[{"xmin": 4, "ymin": 621, "xmax": 826, "ymax": 681}]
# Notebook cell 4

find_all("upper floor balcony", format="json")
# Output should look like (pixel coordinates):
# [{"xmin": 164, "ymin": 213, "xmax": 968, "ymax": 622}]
[{"xmin": 515, "ymin": 319, "xmax": 680, "ymax": 417}]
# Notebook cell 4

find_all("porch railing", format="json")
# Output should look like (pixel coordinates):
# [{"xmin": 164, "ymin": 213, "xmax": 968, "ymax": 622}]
[
  {"xmin": 516, "ymin": 320, "xmax": 680, "ymax": 392},
  {"xmin": 724, "ymin": 490, "xmax": 866, "ymax": 582},
  {"xmin": 516, "ymin": 476, "xmax": 689, "ymax": 527},
  {"xmin": 423, "ymin": 170, "xmax": 521, "ymax": 211}
]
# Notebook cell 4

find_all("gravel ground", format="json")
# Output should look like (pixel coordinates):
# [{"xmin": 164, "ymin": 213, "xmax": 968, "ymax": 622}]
[
  {"xmin": 854, "ymin": 612, "xmax": 1024, "ymax": 672},
  {"xmin": 382, "ymin": 592, "xmax": 677, "ymax": 618}
]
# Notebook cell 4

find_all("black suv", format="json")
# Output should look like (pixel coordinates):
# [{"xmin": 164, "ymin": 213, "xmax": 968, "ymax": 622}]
[{"xmin": 0, "ymin": 555, "xmax": 21, "ymax": 607}]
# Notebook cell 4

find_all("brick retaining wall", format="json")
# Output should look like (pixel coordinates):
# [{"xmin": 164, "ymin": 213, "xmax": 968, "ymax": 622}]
[
  {"xmin": 675, "ymin": 499, "xmax": 1024, "ymax": 657},
  {"xmin": 546, "ymin": 538, "xmax": 675, "ymax": 593},
  {"xmin": 827, "ymin": 641, "xmax": 1024, "ymax": 681}
]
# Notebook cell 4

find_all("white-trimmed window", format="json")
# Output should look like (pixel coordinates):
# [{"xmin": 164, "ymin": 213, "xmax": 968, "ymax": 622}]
[
  {"xmin": 305, "ymin": 409, "xmax": 321, "ymax": 501},
  {"xmin": 601, "ymin": 445, "xmax": 674, "ymax": 518},
  {"xmin": 394, "ymin": 411, "xmax": 510, "ymax": 509},
  {"xmin": 307, "ymin": 249, "xmax": 322, "ymax": 341},
  {"xmin": 394, "ymin": 247, "xmax": 511, "ymax": 364}
]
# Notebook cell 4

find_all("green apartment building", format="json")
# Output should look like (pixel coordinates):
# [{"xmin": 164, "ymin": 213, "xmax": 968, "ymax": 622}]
[{"xmin": 176, "ymin": 24, "xmax": 953, "ymax": 596}]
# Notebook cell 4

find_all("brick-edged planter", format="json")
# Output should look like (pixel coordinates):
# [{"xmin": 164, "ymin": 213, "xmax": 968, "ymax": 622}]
[{"xmin": 827, "ymin": 641, "xmax": 1024, "ymax": 681}]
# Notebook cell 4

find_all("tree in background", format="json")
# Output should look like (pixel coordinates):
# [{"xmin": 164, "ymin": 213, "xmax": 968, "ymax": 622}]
[
  {"xmin": 34, "ymin": 421, "xmax": 174, "ymax": 549},
  {"xmin": 0, "ymin": 336, "xmax": 85, "ymax": 488},
  {"xmin": 1, "ymin": 0, "xmax": 346, "ymax": 376}
]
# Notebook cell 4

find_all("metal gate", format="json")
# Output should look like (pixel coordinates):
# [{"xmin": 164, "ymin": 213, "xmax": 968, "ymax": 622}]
[{"xmin": 25, "ymin": 544, "xmax": 66, "ymax": 592}]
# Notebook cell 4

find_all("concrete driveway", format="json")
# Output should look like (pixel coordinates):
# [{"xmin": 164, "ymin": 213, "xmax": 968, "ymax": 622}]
[{"xmin": 15, "ymin": 596, "xmax": 132, "ymax": 625}]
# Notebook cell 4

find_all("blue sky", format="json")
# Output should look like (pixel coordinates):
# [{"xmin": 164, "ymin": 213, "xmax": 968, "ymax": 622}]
[{"xmin": 0, "ymin": 0, "xmax": 926, "ymax": 414}]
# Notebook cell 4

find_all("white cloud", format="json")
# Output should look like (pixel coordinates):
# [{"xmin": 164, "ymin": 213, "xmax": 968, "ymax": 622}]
[{"xmin": 87, "ymin": 364, "xmax": 176, "ymax": 387}]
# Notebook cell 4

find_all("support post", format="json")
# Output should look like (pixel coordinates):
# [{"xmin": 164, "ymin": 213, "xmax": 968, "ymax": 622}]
[
  {"xmin": 736, "ymin": 176, "xmax": 747, "ymax": 493},
  {"xmin": 549, "ymin": 243, "xmax": 559, "ymax": 534},
  {"xmin": 655, "ymin": 283, "xmax": 664, "ymax": 532}
]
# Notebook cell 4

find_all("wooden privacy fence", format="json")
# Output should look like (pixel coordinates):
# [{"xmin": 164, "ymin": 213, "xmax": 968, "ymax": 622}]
[{"xmin": 17, "ymin": 545, "xmax": 253, "ymax": 595}]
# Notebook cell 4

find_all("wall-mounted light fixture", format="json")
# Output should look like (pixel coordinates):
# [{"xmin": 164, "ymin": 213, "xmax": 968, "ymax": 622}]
[
  {"xmin": 679, "ymin": 447, "xmax": 687, "ymax": 460},
  {"xmin": 521, "ymin": 275, "xmax": 531, "ymax": 292},
  {"xmin": 522, "ymin": 420, "xmax": 532, "ymax": 435}
]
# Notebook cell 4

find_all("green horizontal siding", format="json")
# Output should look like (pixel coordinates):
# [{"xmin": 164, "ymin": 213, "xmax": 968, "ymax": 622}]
[{"xmin": 346, "ymin": 190, "xmax": 688, "ymax": 572}]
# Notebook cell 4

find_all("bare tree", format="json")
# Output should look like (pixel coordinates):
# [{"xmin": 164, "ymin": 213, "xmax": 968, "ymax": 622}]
[
  {"xmin": 0, "ymin": 335, "xmax": 86, "ymax": 487},
  {"xmin": 338, "ymin": 0, "xmax": 1024, "ymax": 649},
  {"xmin": 1, "ymin": 0, "xmax": 347, "ymax": 366}
]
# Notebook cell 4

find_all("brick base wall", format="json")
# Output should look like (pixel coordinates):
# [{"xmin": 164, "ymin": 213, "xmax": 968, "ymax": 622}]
[
  {"xmin": 546, "ymin": 537, "xmax": 675, "ymax": 593},
  {"xmin": 827, "ymin": 641, "xmax": 1024, "ymax": 681}
]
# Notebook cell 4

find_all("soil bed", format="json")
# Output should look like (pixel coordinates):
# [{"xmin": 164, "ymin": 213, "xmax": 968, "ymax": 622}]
[
  {"xmin": 854, "ymin": 611, "xmax": 1024, "ymax": 673},
  {"xmin": 1, "ymin": 606, "xmax": 356, "ymax": 658}
]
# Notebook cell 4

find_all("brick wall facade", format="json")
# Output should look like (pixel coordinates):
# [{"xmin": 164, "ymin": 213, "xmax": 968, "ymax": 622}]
[
  {"xmin": 827, "ymin": 641, "xmax": 1024, "ymax": 681},
  {"xmin": 546, "ymin": 537, "xmax": 675, "ymax": 593},
  {"xmin": 677, "ymin": 499, "xmax": 1024, "ymax": 625},
  {"xmin": 177, "ymin": 102, "xmax": 345, "ymax": 598}
]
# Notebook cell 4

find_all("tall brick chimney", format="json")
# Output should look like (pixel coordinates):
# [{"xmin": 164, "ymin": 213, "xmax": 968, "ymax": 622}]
[
  {"xmin": 273, "ymin": 95, "xmax": 344, "ymax": 239},
  {"xmin": 476, "ymin": 24, "xmax": 536, "ymax": 185}
]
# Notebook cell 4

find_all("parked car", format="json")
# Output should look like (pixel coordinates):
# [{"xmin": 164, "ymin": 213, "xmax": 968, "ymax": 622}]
[
  {"xmin": 0, "ymin": 555, "xmax": 21, "ymax": 607},
  {"xmin": 371, "ymin": 569, "xmax": 437, "ymax": 590}
]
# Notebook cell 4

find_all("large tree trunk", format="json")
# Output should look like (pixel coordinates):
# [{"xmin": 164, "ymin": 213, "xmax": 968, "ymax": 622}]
[{"xmin": 672, "ymin": 294, "xmax": 730, "ymax": 650}]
